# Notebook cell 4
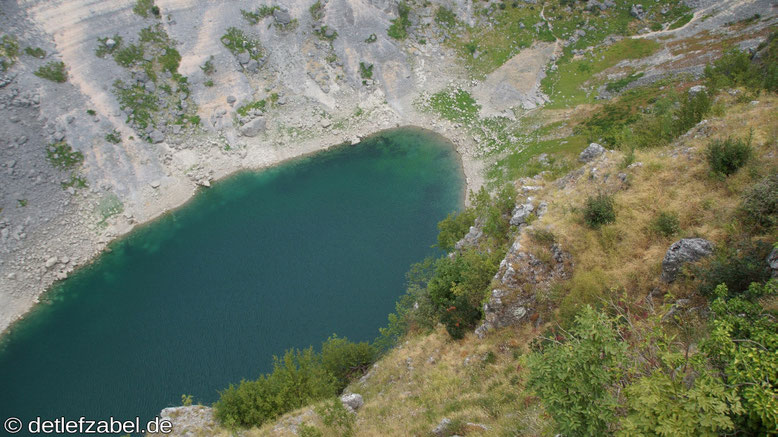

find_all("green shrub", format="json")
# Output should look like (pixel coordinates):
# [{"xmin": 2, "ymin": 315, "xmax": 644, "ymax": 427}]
[
  {"xmin": 113, "ymin": 43, "xmax": 144, "ymax": 67},
  {"xmin": 221, "ymin": 27, "xmax": 262, "ymax": 60},
  {"xmin": 705, "ymin": 49, "xmax": 762, "ymax": 91},
  {"xmin": 435, "ymin": 6, "xmax": 456, "ymax": 27},
  {"xmin": 105, "ymin": 130, "xmax": 121, "ymax": 144},
  {"xmin": 34, "ymin": 61, "xmax": 67, "ymax": 82},
  {"xmin": 705, "ymin": 137, "xmax": 752, "ymax": 176},
  {"xmin": 46, "ymin": 142, "xmax": 83, "ymax": 169},
  {"xmin": 428, "ymin": 88, "xmax": 480, "ymax": 124},
  {"xmin": 387, "ymin": 2, "xmax": 411, "ymax": 40},
  {"xmin": 24, "ymin": 47, "xmax": 46, "ymax": 58},
  {"xmin": 436, "ymin": 209, "xmax": 477, "ymax": 252},
  {"xmin": 321, "ymin": 335, "xmax": 376, "ymax": 391},
  {"xmin": 133, "ymin": 0, "xmax": 154, "ymax": 17},
  {"xmin": 619, "ymin": 360, "xmax": 741, "ymax": 436},
  {"xmin": 470, "ymin": 184, "xmax": 515, "ymax": 240},
  {"xmin": 605, "ymin": 72, "xmax": 643, "ymax": 93},
  {"xmin": 236, "ymin": 100, "xmax": 266, "ymax": 116},
  {"xmin": 200, "ymin": 55, "xmax": 215, "ymax": 75},
  {"xmin": 359, "ymin": 62, "xmax": 373, "ymax": 79},
  {"xmin": 583, "ymin": 193, "xmax": 615, "ymax": 229},
  {"xmin": 158, "ymin": 46, "xmax": 181, "ymax": 72},
  {"xmin": 691, "ymin": 240, "xmax": 772, "ymax": 298},
  {"xmin": 309, "ymin": 1, "xmax": 324, "ymax": 21},
  {"xmin": 298, "ymin": 423, "xmax": 323, "ymax": 437},
  {"xmin": 214, "ymin": 348, "xmax": 336, "ymax": 429},
  {"xmin": 95, "ymin": 35, "xmax": 122, "ymax": 57},
  {"xmin": 741, "ymin": 173, "xmax": 778, "ymax": 229},
  {"xmin": 440, "ymin": 293, "xmax": 482, "ymax": 340},
  {"xmin": 527, "ymin": 306, "xmax": 625, "ymax": 436},
  {"xmin": 315, "ymin": 398, "xmax": 355, "ymax": 437},
  {"xmin": 0, "ymin": 34, "xmax": 20, "ymax": 70},
  {"xmin": 671, "ymin": 89, "xmax": 711, "ymax": 136},
  {"xmin": 651, "ymin": 211, "xmax": 680, "ymax": 237},
  {"xmin": 364, "ymin": 33, "xmax": 377, "ymax": 43},
  {"xmin": 703, "ymin": 281, "xmax": 778, "ymax": 434}
]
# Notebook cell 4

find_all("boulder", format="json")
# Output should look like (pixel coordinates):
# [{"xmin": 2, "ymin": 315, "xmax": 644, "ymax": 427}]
[
  {"xmin": 245, "ymin": 59, "xmax": 259, "ymax": 73},
  {"xmin": 768, "ymin": 247, "xmax": 778, "ymax": 279},
  {"xmin": 509, "ymin": 201, "xmax": 534, "ymax": 226},
  {"xmin": 239, "ymin": 117, "xmax": 266, "ymax": 137},
  {"xmin": 237, "ymin": 52, "xmax": 250, "ymax": 65},
  {"xmin": 273, "ymin": 8, "xmax": 292, "ymax": 25},
  {"xmin": 149, "ymin": 130, "xmax": 165, "ymax": 144},
  {"xmin": 661, "ymin": 238, "xmax": 714, "ymax": 283},
  {"xmin": 688, "ymin": 85, "xmax": 707, "ymax": 96},
  {"xmin": 579, "ymin": 142, "xmax": 605, "ymax": 162},
  {"xmin": 226, "ymin": 95, "xmax": 236, "ymax": 105},
  {"xmin": 630, "ymin": 4, "xmax": 645, "ymax": 20},
  {"xmin": 340, "ymin": 393, "xmax": 364, "ymax": 412},
  {"xmin": 433, "ymin": 418, "xmax": 452, "ymax": 437}
]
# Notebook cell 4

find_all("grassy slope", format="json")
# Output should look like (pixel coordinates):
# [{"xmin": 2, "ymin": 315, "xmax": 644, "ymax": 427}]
[{"xmin": 201, "ymin": 88, "xmax": 778, "ymax": 437}]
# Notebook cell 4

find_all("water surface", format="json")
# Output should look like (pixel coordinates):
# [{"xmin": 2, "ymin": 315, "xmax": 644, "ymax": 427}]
[{"xmin": 0, "ymin": 128, "xmax": 464, "ymax": 434}]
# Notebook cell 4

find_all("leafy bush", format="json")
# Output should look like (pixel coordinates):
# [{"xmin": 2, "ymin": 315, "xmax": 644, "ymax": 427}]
[
  {"xmin": 471, "ymin": 184, "xmax": 515, "ymax": 240},
  {"xmin": 387, "ymin": 2, "xmax": 411, "ymax": 40},
  {"xmin": 105, "ymin": 130, "xmax": 121, "ymax": 144},
  {"xmin": 315, "ymin": 398, "xmax": 355, "ymax": 437},
  {"xmin": 436, "ymin": 209, "xmax": 477, "ymax": 252},
  {"xmin": 158, "ymin": 46, "xmax": 181, "ymax": 73},
  {"xmin": 241, "ymin": 6, "xmax": 278, "ymax": 24},
  {"xmin": 321, "ymin": 335, "xmax": 376, "ymax": 391},
  {"xmin": 309, "ymin": 1, "xmax": 324, "ymax": 21},
  {"xmin": 214, "ymin": 348, "xmax": 336, "ymax": 429},
  {"xmin": 651, "ymin": 211, "xmax": 680, "ymax": 237},
  {"xmin": 113, "ymin": 43, "xmax": 144, "ymax": 67},
  {"xmin": 583, "ymin": 193, "xmax": 615, "ymax": 229},
  {"xmin": 24, "ymin": 47, "xmax": 46, "ymax": 58},
  {"xmin": 619, "ymin": 361, "xmax": 741, "ymax": 436},
  {"xmin": 359, "ymin": 62, "xmax": 373, "ymax": 80},
  {"xmin": 741, "ymin": 173, "xmax": 778, "ymax": 229},
  {"xmin": 527, "ymin": 307, "xmax": 625, "ymax": 436},
  {"xmin": 298, "ymin": 423, "xmax": 323, "ymax": 437},
  {"xmin": 133, "ymin": 0, "xmax": 154, "ymax": 17},
  {"xmin": 605, "ymin": 72, "xmax": 643, "ymax": 93},
  {"xmin": 200, "ymin": 55, "xmax": 215, "ymax": 75},
  {"xmin": 705, "ymin": 137, "xmax": 752, "ymax": 176},
  {"xmin": 0, "ymin": 34, "xmax": 19, "ymax": 71},
  {"xmin": 236, "ymin": 100, "xmax": 267, "ymax": 117},
  {"xmin": 440, "ymin": 293, "xmax": 482, "ymax": 339},
  {"xmin": 691, "ymin": 239, "xmax": 772, "ymax": 298},
  {"xmin": 435, "ymin": 6, "xmax": 456, "ymax": 27},
  {"xmin": 671, "ymin": 89, "xmax": 711, "ymax": 136},
  {"xmin": 34, "ymin": 61, "xmax": 67, "ymax": 82},
  {"xmin": 95, "ymin": 35, "xmax": 122, "ymax": 58},
  {"xmin": 703, "ymin": 281, "xmax": 778, "ymax": 434},
  {"xmin": 221, "ymin": 27, "xmax": 262, "ymax": 60}
]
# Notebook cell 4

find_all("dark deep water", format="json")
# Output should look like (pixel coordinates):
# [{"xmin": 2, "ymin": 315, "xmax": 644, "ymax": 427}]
[{"xmin": 0, "ymin": 128, "xmax": 464, "ymax": 435}]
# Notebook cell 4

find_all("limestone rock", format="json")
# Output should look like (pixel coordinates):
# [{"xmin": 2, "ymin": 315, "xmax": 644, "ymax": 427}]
[
  {"xmin": 340, "ymin": 393, "xmax": 364, "ymax": 412},
  {"xmin": 661, "ymin": 238, "xmax": 715, "ymax": 283},
  {"xmin": 273, "ymin": 8, "xmax": 292, "ymax": 25},
  {"xmin": 239, "ymin": 117, "xmax": 266, "ymax": 137},
  {"xmin": 433, "ymin": 418, "xmax": 452, "ymax": 437},
  {"xmin": 149, "ymin": 130, "xmax": 165, "ymax": 144},
  {"xmin": 579, "ymin": 142, "xmax": 605, "ymax": 162},
  {"xmin": 454, "ymin": 218, "xmax": 483, "ymax": 251},
  {"xmin": 509, "ymin": 201, "xmax": 535, "ymax": 226},
  {"xmin": 689, "ymin": 85, "xmax": 707, "ymax": 96},
  {"xmin": 767, "ymin": 247, "xmax": 778, "ymax": 278}
]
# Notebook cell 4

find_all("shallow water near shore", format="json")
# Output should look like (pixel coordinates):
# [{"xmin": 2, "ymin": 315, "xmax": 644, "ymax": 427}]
[{"xmin": 0, "ymin": 128, "xmax": 464, "ymax": 434}]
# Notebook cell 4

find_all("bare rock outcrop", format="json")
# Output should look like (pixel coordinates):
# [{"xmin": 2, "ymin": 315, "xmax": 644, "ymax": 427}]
[{"xmin": 661, "ymin": 238, "xmax": 715, "ymax": 283}]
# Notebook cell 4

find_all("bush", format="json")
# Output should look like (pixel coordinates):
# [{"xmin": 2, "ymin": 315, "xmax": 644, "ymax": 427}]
[
  {"xmin": 359, "ymin": 62, "xmax": 373, "ymax": 80},
  {"xmin": 527, "ymin": 307, "xmax": 625, "ymax": 436},
  {"xmin": 583, "ymin": 193, "xmax": 615, "ymax": 228},
  {"xmin": 0, "ymin": 35, "xmax": 19, "ymax": 71},
  {"xmin": 435, "ymin": 6, "xmax": 457, "ymax": 27},
  {"xmin": 671, "ymin": 89, "xmax": 711, "ymax": 136},
  {"xmin": 703, "ymin": 281, "xmax": 778, "ymax": 434},
  {"xmin": 651, "ymin": 211, "xmax": 680, "ymax": 237},
  {"xmin": 214, "ymin": 348, "xmax": 336, "ymax": 429},
  {"xmin": 387, "ymin": 2, "xmax": 411, "ymax": 40},
  {"xmin": 315, "ymin": 398, "xmax": 355, "ymax": 437},
  {"xmin": 705, "ymin": 137, "xmax": 752, "ymax": 176},
  {"xmin": 24, "ymin": 47, "xmax": 46, "ymax": 58},
  {"xmin": 440, "ymin": 293, "xmax": 482, "ymax": 340},
  {"xmin": 46, "ymin": 142, "xmax": 83, "ymax": 169},
  {"xmin": 321, "ymin": 335, "xmax": 376, "ymax": 391},
  {"xmin": 741, "ymin": 173, "xmax": 778, "ymax": 230},
  {"xmin": 436, "ymin": 209, "xmax": 476, "ymax": 252},
  {"xmin": 221, "ymin": 27, "xmax": 262, "ymax": 60},
  {"xmin": 113, "ymin": 43, "xmax": 144, "ymax": 67},
  {"xmin": 691, "ymin": 239, "xmax": 772, "ymax": 298},
  {"xmin": 34, "ymin": 61, "xmax": 67, "ymax": 82}
]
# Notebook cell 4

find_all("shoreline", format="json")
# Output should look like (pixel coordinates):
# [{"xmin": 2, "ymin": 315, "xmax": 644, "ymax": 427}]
[{"xmin": 0, "ymin": 117, "xmax": 481, "ymax": 340}]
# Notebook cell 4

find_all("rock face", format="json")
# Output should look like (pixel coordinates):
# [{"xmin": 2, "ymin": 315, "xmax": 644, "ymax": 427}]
[
  {"xmin": 148, "ymin": 406, "xmax": 217, "ymax": 437},
  {"xmin": 273, "ymin": 8, "xmax": 292, "ymax": 25},
  {"xmin": 454, "ymin": 218, "xmax": 484, "ymax": 251},
  {"xmin": 476, "ymin": 237, "xmax": 572, "ymax": 338},
  {"xmin": 767, "ymin": 247, "xmax": 778, "ymax": 278},
  {"xmin": 579, "ymin": 142, "xmax": 605, "ymax": 162},
  {"xmin": 661, "ymin": 238, "xmax": 715, "ymax": 282},
  {"xmin": 509, "ymin": 201, "xmax": 535, "ymax": 226},
  {"xmin": 239, "ymin": 117, "xmax": 266, "ymax": 137},
  {"xmin": 433, "ymin": 418, "xmax": 452, "ymax": 437},
  {"xmin": 340, "ymin": 393, "xmax": 364, "ymax": 412},
  {"xmin": 149, "ymin": 129, "xmax": 165, "ymax": 144}
]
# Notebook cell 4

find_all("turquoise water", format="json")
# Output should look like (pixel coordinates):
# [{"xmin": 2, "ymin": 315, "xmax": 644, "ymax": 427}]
[{"xmin": 0, "ymin": 128, "xmax": 464, "ymax": 434}]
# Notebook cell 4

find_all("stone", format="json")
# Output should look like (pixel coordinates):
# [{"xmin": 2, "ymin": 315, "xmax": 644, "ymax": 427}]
[
  {"xmin": 239, "ymin": 117, "xmax": 266, "ymax": 137},
  {"xmin": 340, "ymin": 393, "xmax": 364, "ymax": 412},
  {"xmin": 149, "ymin": 130, "xmax": 165, "ymax": 144},
  {"xmin": 661, "ymin": 238, "xmax": 715, "ymax": 283},
  {"xmin": 273, "ymin": 8, "xmax": 292, "ymax": 25},
  {"xmin": 45, "ymin": 257, "xmax": 58, "ymax": 269},
  {"xmin": 689, "ymin": 85, "xmax": 707, "ymax": 96},
  {"xmin": 226, "ymin": 95, "xmax": 236, "ymax": 105},
  {"xmin": 105, "ymin": 38, "xmax": 117, "ymax": 49},
  {"xmin": 433, "ymin": 418, "xmax": 452, "ymax": 437},
  {"xmin": 579, "ymin": 142, "xmax": 605, "ymax": 162},
  {"xmin": 509, "ymin": 201, "xmax": 534, "ymax": 226},
  {"xmin": 150, "ymin": 180, "xmax": 161, "ymax": 188},
  {"xmin": 237, "ymin": 52, "xmax": 250, "ymax": 65},
  {"xmin": 767, "ymin": 247, "xmax": 778, "ymax": 278},
  {"xmin": 245, "ymin": 59, "xmax": 259, "ymax": 73},
  {"xmin": 630, "ymin": 4, "xmax": 645, "ymax": 20},
  {"xmin": 325, "ymin": 27, "xmax": 336, "ymax": 38},
  {"xmin": 320, "ymin": 118, "xmax": 332, "ymax": 128}
]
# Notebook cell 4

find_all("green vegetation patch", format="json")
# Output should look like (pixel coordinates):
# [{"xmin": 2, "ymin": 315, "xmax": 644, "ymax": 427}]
[
  {"xmin": 583, "ymin": 193, "xmax": 616, "ymax": 228},
  {"xmin": 605, "ymin": 71, "xmax": 644, "ymax": 93},
  {"xmin": 46, "ymin": 142, "xmax": 84, "ymax": 170},
  {"xmin": 309, "ymin": 1, "xmax": 324, "ymax": 21},
  {"xmin": 105, "ymin": 130, "xmax": 121, "ymax": 144},
  {"xmin": 359, "ymin": 62, "xmax": 373, "ymax": 80},
  {"xmin": 427, "ymin": 88, "xmax": 480, "ymax": 124},
  {"xmin": 34, "ymin": 61, "xmax": 67, "ymax": 82},
  {"xmin": 133, "ymin": 0, "xmax": 160, "ymax": 18},
  {"xmin": 113, "ymin": 80, "xmax": 159, "ymax": 130},
  {"xmin": 221, "ymin": 27, "xmax": 262, "ymax": 60},
  {"xmin": 435, "ymin": 6, "xmax": 457, "ymax": 28},
  {"xmin": 24, "ymin": 47, "xmax": 46, "ymax": 59},
  {"xmin": 705, "ymin": 136, "xmax": 752, "ymax": 177},
  {"xmin": 0, "ymin": 34, "xmax": 20, "ymax": 71},
  {"xmin": 95, "ymin": 35, "xmax": 122, "ymax": 58},
  {"xmin": 236, "ymin": 99, "xmax": 267, "ymax": 117},
  {"xmin": 542, "ymin": 38, "xmax": 660, "ymax": 108},
  {"xmin": 241, "ymin": 5, "xmax": 279, "ymax": 24},
  {"xmin": 387, "ymin": 1, "xmax": 411, "ymax": 40},
  {"xmin": 113, "ymin": 43, "xmax": 144, "ymax": 67}
]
